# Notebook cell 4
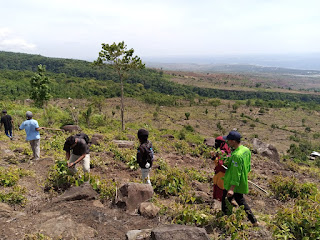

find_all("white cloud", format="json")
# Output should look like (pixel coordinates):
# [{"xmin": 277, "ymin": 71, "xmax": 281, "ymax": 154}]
[{"xmin": 0, "ymin": 28, "xmax": 36, "ymax": 52}]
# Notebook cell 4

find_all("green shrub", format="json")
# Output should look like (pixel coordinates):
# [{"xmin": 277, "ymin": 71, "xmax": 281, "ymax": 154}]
[
  {"xmin": 269, "ymin": 176, "xmax": 318, "ymax": 201},
  {"xmin": 172, "ymin": 204, "xmax": 213, "ymax": 226},
  {"xmin": 273, "ymin": 195, "xmax": 320, "ymax": 239},
  {"xmin": 0, "ymin": 185, "xmax": 27, "ymax": 206},
  {"xmin": 45, "ymin": 160, "xmax": 77, "ymax": 192},
  {"xmin": 0, "ymin": 167, "xmax": 32, "ymax": 187},
  {"xmin": 24, "ymin": 232, "xmax": 52, "ymax": 240},
  {"xmin": 90, "ymin": 176, "xmax": 117, "ymax": 201},
  {"xmin": 151, "ymin": 167, "xmax": 188, "ymax": 197},
  {"xmin": 211, "ymin": 206, "xmax": 249, "ymax": 240}
]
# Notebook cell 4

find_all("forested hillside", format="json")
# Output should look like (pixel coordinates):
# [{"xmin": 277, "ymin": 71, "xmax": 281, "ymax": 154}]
[{"xmin": 2, "ymin": 51, "xmax": 320, "ymax": 108}]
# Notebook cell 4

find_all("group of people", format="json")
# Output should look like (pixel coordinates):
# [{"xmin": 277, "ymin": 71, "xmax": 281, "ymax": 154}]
[{"xmin": 3, "ymin": 110, "xmax": 257, "ymax": 225}]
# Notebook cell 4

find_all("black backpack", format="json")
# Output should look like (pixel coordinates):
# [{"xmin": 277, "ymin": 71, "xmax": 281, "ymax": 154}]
[
  {"xmin": 75, "ymin": 133, "xmax": 90, "ymax": 145},
  {"xmin": 144, "ymin": 141, "xmax": 154, "ymax": 164}
]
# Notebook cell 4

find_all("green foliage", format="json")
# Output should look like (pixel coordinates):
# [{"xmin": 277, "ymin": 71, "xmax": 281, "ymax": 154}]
[
  {"xmin": 0, "ymin": 167, "xmax": 32, "ymax": 187},
  {"xmin": 0, "ymin": 185, "xmax": 27, "ymax": 206},
  {"xmin": 287, "ymin": 141, "xmax": 316, "ymax": 162},
  {"xmin": 272, "ymin": 195, "xmax": 320, "ymax": 239},
  {"xmin": 184, "ymin": 168, "xmax": 209, "ymax": 183},
  {"xmin": 90, "ymin": 176, "xmax": 117, "ymax": 200},
  {"xmin": 172, "ymin": 204, "xmax": 213, "ymax": 226},
  {"xmin": 151, "ymin": 166, "xmax": 188, "ymax": 197},
  {"xmin": 127, "ymin": 155, "xmax": 139, "ymax": 170},
  {"xmin": 183, "ymin": 124, "xmax": 194, "ymax": 132},
  {"xmin": 211, "ymin": 206, "xmax": 249, "ymax": 240},
  {"xmin": 30, "ymin": 64, "xmax": 51, "ymax": 107},
  {"xmin": 269, "ymin": 176, "xmax": 318, "ymax": 201},
  {"xmin": 24, "ymin": 232, "xmax": 52, "ymax": 240},
  {"xmin": 185, "ymin": 112, "xmax": 190, "ymax": 120},
  {"xmin": 45, "ymin": 160, "xmax": 77, "ymax": 192}
]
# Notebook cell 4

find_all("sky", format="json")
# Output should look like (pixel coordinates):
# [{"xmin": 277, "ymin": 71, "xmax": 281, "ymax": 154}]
[{"xmin": 1, "ymin": 0, "xmax": 320, "ymax": 61}]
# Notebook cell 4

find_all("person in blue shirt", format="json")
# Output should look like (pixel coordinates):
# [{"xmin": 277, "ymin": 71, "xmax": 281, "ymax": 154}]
[{"xmin": 19, "ymin": 111, "xmax": 44, "ymax": 160}]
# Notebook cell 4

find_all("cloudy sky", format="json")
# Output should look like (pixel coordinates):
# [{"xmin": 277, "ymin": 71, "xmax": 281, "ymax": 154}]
[{"xmin": 1, "ymin": 0, "xmax": 319, "ymax": 61}]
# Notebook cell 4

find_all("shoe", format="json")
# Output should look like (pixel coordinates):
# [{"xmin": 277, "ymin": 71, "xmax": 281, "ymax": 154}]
[{"xmin": 252, "ymin": 222, "xmax": 260, "ymax": 227}]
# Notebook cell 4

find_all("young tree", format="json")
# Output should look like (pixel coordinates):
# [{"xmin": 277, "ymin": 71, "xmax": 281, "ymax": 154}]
[
  {"xmin": 30, "ymin": 64, "xmax": 51, "ymax": 108},
  {"xmin": 94, "ymin": 41, "xmax": 145, "ymax": 131}
]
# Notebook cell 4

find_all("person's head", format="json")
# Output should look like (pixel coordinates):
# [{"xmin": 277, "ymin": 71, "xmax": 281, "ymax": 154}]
[
  {"xmin": 214, "ymin": 136, "xmax": 226, "ymax": 149},
  {"xmin": 64, "ymin": 135, "xmax": 76, "ymax": 149},
  {"xmin": 137, "ymin": 128, "xmax": 149, "ymax": 143},
  {"xmin": 2, "ymin": 110, "xmax": 7, "ymax": 115},
  {"xmin": 223, "ymin": 130, "xmax": 241, "ymax": 148},
  {"xmin": 26, "ymin": 111, "xmax": 33, "ymax": 119}
]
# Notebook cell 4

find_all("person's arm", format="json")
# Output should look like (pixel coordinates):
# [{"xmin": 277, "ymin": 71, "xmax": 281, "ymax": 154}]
[
  {"xmin": 227, "ymin": 185, "xmax": 236, "ymax": 197},
  {"xmin": 137, "ymin": 146, "xmax": 144, "ymax": 165},
  {"xmin": 35, "ymin": 127, "xmax": 44, "ymax": 131},
  {"xmin": 68, "ymin": 153, "xmax": 86, "ymax": 168},
  {"xmin": 65, "ymin": 151, "xmax": 71, "ymax": 161}
]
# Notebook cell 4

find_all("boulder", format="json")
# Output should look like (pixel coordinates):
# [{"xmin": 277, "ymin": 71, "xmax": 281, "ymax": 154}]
[
  {"xmin": 127, "ymin": 134, "xmax": 136, "ymax": 141},
  {"xmin": 112, "ymin": 140, "xmax": 135, "ymax": 149},
  {"xmin": 126, "ymin": 229, "xmax": 152, "ymax": 240},
  {"xmin": 90, "ymin": 137, "xmax": 100, "ymax": 145},
  {"xmin": 161, "ymin": 134, "xmax": 175, "ymax": 140},
  {"xmin": 252, "ymin": 138, "xmax": 280, "ymax": 161},
  {"xmin": 54, "ymin": 183, "xmax": 97, "ymax": 202},
  {"xmin": 116, "ymin": 183, "xmax": 154, "ymax": 214},
  {"xmin": 139, "ymin": 202, "xmax": 160, "ymax": 218},
  {"xmin": 61, "ymin": 125, "xmax": 81, "ymax": 132},
  {"xmin": 204, "ymin": 138, "xmax": 215, "ymax": 147},
  {"xmin": 151, "ymin": 225, "xmax": 210, "ymax": 240},
  {"xmin": 39, "ymin": 214, "xmax": 97, "ymax": 239},
  {"xmin": 92, "ymin": 134, "xmax": 104, "ymax": 140}
]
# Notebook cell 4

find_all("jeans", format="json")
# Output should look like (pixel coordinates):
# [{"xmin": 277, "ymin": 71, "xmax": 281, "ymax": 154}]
[
  {"xmin": 5, "ymin": 128, "xmax": 12, "ymax": 138},
  {"xmin": 222, "ymin": 189, "xmax": 257, "ymax": 224}
]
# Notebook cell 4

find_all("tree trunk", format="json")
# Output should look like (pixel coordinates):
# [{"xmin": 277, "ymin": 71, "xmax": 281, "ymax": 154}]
[{"xmin": 120, "ymin": 75, "xmax": 125, "ymax": 131}]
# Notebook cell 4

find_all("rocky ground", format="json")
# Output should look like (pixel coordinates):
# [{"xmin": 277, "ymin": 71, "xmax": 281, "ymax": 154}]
[{"xmin": 0, "ymin": 129, "xmax": 319, "ymax": 240}]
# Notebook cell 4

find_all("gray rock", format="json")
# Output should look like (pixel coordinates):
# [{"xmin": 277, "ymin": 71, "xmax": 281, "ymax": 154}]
[
  {"xmin": 91, "ymin": 136, "xmax": 100, "ymax": 145},
  {"xmin": 126, "ymin": 229, "xmax": 152, "ymax": 240},
  {"xmin": 116, "ymin": 183, "xmax": 154, "ymax": 214},
  {"xmin": 252, "ymin": 138, "xmax": 280, "ymax": 161},
  {"xmin": 61, "ymin": 125, "xmax": 81, "ymax": 132},
  {"xmin": 151, "ymin": 225, "xmax": 210, "ymax": 240},
  {"xmin": 112, "ymin": 140, "xmax": 135, "ymax": 148},
  {"xmin": 161, "ymin": 134, "xmax": 174, "ymax": 140},
  {"xmin": 139, "ymin": 202, "xmax": 160, "ymax": 218},
  {"xmin": 54, "ymin": 183, "xmax": 97, "ymax": 202},
  {"xmin": 204, "ymin": 138, "xmax": 215, "ymax": 147},
  {"xmin": 127, "ymin": 134, "xmax": 136, "ymax": 141},
  {"xmin": 92, "ymin": 134, "xmax": 104, "ymax": 140},
  {"xmin": 39, "ymin": 214, "xmax": 97, "ymax": 240}
]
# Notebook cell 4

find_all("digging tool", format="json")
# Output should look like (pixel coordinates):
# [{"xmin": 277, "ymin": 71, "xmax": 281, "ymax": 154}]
[
  {"xmin": 248, "ymin": 180, "xmax": 269, "ymax": 195},
  {"xmin": 41, "ymin": 127, "xmax": 62, "ymax": 131}
]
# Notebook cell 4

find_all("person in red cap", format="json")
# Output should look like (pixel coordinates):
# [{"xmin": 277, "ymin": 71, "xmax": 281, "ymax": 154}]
[
  {"xmin": 211, "ymin": 136, "xmax": 231, "ymax": 201},
  {"xmin": 222, "ymin": 130, "xmax": 258, "ymax": 226}
]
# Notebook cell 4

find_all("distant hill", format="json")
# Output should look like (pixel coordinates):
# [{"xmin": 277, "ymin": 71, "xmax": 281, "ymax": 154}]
[
  {"xmin": 145, "ymin": 53, "xmax": 320, "ymax": 73},
  {"xmin": 146, "ymin": 62, "xmax": 320, "ymax": 75}
]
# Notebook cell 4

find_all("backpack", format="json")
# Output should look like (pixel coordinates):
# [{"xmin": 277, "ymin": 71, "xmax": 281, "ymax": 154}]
[
  {"xmin": 75, "ymin": 133, "xmax": 90, "ymax": 145},
  {"xmin": 144, "ymin": 141, "xmax": 154, "ymax": 164}
]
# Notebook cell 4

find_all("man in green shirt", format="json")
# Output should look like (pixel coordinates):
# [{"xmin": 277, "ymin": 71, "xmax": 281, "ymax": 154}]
[{"xmin": 222, "ymin": 130, "xmax": 258, "ymax": 226}]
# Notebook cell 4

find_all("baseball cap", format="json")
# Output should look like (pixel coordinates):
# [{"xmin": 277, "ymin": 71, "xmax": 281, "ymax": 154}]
[{"xmin": 223, "ymin": 130, "xmax": 241, "ymax": 141}]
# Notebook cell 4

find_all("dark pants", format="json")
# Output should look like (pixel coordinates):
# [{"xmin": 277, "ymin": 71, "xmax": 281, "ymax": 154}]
[
  {"xmin": 5, "ymin": 128, "xmax": 12, "ymax": 138},
  {"xmin": 222, "ymin": 189, "xmax": 257, "ymax": 224}
]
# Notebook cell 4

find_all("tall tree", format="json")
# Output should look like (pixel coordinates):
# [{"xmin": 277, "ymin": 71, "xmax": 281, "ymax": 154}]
[
  {"xmin": 94, "ymin": 41, "xmax": 145, "ymax": 131},
  {"xmin": 30, "ymin": 64, "xmax": 51, "ymax": 108}
]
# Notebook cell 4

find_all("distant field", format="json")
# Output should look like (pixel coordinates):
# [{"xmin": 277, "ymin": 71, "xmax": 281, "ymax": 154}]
[{"xmin": 165, "ymin": 70, "xmax": 320, "ymax": 93}]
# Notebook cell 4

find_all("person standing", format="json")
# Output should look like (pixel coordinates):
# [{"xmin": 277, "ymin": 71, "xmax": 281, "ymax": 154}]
[
  {"xmin": 19, "ymin": 111, "xmax": 43, "ymax": 160},
  {"xmin": 222, "ymin": 130, "xmax": 258, "ymax": 226},
  {"xmin": 1, "ymin": 110, "xmax": 13, "ymax": 138},
  {"xmin": 137, "ymin": 128, "xmax": 154, "ymax": 185},
  {"xmin": 63, "ymin": 134, "xmax": 90, "ymax": 181}
]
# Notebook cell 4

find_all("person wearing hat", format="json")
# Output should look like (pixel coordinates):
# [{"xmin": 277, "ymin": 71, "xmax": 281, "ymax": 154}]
[
  {"xmin": 137, "ymin": 128, "xmax": 154, "ymax": 185},
  {"xmin": 19, "ymin": 111, "xmax": 44, "ymax": 160},
  {"xmin": 0, "ymin": 110, "xmax": 13, "ymax": 139},
  {"xmin": 222, "ymin": 130, "xmax": 258, "ymax": 226}
]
